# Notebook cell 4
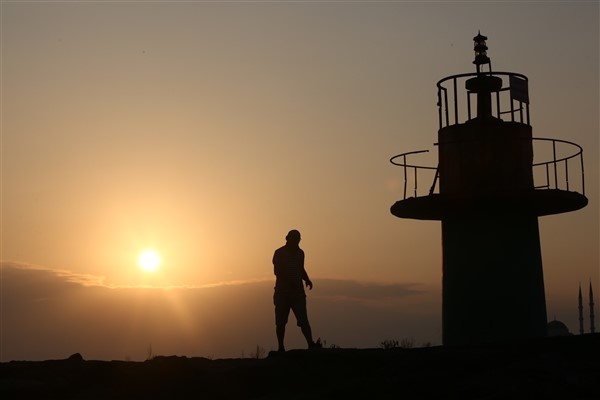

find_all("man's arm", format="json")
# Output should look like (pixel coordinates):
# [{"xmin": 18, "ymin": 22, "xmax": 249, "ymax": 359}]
[
  {"xmin": 302, "ymin": 269, "xmax": 313, "ymax": 290},
  {"xmin": 300, "ymin": 250, "xmax": 313, "ymax": 290},
  {"xmin": 273, "ymin": 250, "xmax": 281, "ymax": 276}
]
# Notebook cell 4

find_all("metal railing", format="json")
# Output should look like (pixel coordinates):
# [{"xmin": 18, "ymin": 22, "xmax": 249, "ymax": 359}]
[
  {"xmin": 389, "ymin": 150, "xmax": 439, "ymax": 200},
  {"xmin": 390, "ymin": 137, "xmax": 585, "ymax": 200},
  {"xmin": 437, "ymin": 72, "xmax": 530, "ymax": 129},
  {"xmin": 532, "ymin": 137, "xmax": 585, "ymax": 195}
]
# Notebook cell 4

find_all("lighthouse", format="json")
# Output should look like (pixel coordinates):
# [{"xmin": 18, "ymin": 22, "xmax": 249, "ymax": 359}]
[{"xmin": 390, "ymin": 33, "xmax": 588, "ymax": 345}]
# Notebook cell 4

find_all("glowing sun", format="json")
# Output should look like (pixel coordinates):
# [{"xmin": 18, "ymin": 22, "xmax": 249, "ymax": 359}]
[{"xmin": 138, "ymin": 249, "xmax": 161, "ymax": 272}]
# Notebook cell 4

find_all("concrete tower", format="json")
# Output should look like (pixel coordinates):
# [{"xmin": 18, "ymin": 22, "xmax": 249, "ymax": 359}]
[
  {"xmin": 390, "ymin": 33, "xmax": 588, "ymax": 345},
  {"xmin": 579, "ymin": 284, "xmax": 585, "ymax": 335},
  {"xmin": 590, "ymin": 282, "xmax": 596, "ymax": 334}
]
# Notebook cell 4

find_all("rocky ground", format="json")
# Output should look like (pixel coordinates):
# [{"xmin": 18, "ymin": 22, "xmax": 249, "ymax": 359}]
[{"xmin": 1, "ymin": 334, "xmax": 599, "ymax": 399}]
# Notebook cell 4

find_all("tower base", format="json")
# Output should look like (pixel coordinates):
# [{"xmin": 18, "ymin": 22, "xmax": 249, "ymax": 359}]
[{"xmin": 441, "ymin": 215, "xmax": 548, "ymax": 345}]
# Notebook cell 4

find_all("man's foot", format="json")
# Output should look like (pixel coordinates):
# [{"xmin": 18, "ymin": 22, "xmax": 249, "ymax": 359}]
[
  {"xmin": 308, "ymin": 338, "xmax": 322, "ymax": 349},
  {"xmin": 277, "ymin": 347, "xmax": 286, "ymax": 353}
]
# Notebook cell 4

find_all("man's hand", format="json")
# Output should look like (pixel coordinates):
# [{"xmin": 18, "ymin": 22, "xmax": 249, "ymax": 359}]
[{"xmin": 305, "ymin": 279, "xmax": 313, "ymax": 290}]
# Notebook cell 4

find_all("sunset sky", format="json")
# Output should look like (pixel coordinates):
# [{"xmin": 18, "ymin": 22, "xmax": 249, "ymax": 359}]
[{"xmin": 1, "ymin": 1, "xmax": 598, "ymax": 361}]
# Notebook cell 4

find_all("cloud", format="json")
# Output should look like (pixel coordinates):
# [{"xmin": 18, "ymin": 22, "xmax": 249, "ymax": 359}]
[
  {"xmin": 314, "ymin": 278, "xmax": 423, "ymax": 301},
  {"xmin": 2, "ymin": 261, "xmax": 107, "ymax": 287},
  {"xmin": 1, "ymin": 262, "xmax": 440, "ymax": 361}
]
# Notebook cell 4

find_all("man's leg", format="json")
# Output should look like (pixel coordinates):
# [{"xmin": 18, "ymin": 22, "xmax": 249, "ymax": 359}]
[
  {"xmin": 274, "ymin": 291, "xmax": 290, "ymax": 352},
  {"xmin": 300, "ymin": 323, "xmax": 314, "ymax": 346},
  {"xmin": 292, "ymin": 295, "xmax": 319, "ymax": 348},
  {"xmin": 276, "ymin": 325, "xmax": 286, "ymax": 352}
]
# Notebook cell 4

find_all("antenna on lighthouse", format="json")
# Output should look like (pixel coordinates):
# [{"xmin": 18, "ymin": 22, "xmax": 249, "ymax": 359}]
[{"xmin": 473, "ymin": 31, "xmax": 491, "ymax": 74}]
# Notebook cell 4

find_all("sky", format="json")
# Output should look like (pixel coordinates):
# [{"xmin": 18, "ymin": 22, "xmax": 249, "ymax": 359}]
[{"xmin": 1, "ymin": 1, "xmax": 598, "ymax": 361}]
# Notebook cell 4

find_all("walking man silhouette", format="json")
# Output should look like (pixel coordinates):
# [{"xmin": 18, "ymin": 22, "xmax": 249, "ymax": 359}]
[{"xmin": 273, "ymin": 229, "xmax": 320, "ymax": 352}]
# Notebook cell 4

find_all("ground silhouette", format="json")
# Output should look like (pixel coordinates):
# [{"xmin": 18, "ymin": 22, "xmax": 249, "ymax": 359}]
[{"xmin": 1, "ymin": 334, "xmax": 598, "ymax": 399}]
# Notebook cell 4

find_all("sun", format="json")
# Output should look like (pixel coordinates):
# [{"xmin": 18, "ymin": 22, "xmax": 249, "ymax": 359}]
[{"xmin": 138, "ymin": 249, "xmax": 161, "ymax": 272}]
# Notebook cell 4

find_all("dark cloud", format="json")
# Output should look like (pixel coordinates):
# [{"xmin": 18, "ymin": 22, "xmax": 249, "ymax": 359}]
[{"xmin": 1, "ymin": 263, "xmax": 440, "ymax": 361}]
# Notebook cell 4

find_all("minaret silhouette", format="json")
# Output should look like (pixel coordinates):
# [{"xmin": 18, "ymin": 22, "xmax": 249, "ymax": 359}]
[
  {"xmin": 590, "ymin": 281, "xmax": 596, "ymax": 334},
  {"xmin": 579, "ymin": 284, "xmax": 585, "ymax": 335},
  {"xmin": 390, "ymin": 33, "xmax": 588, "ymax": 345}
]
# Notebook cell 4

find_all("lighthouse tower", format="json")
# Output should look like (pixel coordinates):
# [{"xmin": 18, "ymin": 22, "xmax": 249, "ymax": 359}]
[{"xmin": 390, "ymin": 33, "xmax": 588, "ymax": 345}]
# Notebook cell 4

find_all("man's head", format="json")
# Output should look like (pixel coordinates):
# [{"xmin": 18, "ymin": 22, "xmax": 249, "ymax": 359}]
[{"xmin": 285, "ymin": 229, "xmax": 301, "ymax": 247}]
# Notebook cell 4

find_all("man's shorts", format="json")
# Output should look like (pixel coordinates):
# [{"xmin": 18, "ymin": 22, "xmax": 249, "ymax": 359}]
[{"xmin": 274, "ymin": 289, "xmax": 309, "ymax": 327}]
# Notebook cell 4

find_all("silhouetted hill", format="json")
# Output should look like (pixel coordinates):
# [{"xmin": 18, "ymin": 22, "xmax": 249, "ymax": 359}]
[{"xmin": 1, "ymin": 334, "xmax": 598, "ymax": 399}]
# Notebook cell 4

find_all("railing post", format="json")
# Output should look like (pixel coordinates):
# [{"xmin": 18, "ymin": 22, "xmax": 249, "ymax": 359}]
[
  {"xmin": 438, "ymin": 89, "xmax": 442, "ymax": 129},
  {"xmin": 552, "ymin": 140, "xmax": 558, "ymax": 189},
  {"xmin": 403, "ymin": 154, "xmax": 408, "ymax": 200},
  {"xmin": 519, "ymin": 101, "xmax": 524, "ymax": 123},
  {"xmin": 414, "ymin": 167, "xmax": 418, "ymax": 197},
  {"xmin": 565, "ymin": 160, "xmax": 570, "ymax": 191},
  {"xmin": 444, "ymin": 89, "xmax": 449, "ymax": 127},
  {"xmin": 453, "ymin": 78, "xmax": 458, "ymax": 125},
  {"xmin": 580, "ymin": 152, "xmax": 585, "ymax": 196},
  {"xmin": 510, "ymin": 98, "xmax": 515, "ymax": 122},
  {"xmin": 429, "ymin": 166, "xmax": 439, "ymax": 195},
  {"xmin": 496, "ymin": 91, "xmax": 500, "ymax": 119}
]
